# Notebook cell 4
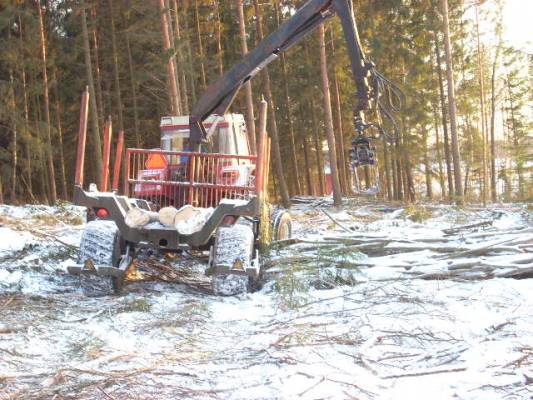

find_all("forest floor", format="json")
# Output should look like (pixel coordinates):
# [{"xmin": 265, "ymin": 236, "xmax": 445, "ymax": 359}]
[{"xmin": 0, "ymin": 199, "xmax": 531, "ymax": 400}]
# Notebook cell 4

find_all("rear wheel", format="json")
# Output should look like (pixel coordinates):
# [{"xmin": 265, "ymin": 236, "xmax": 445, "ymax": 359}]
[
  {"xmin": 211, "ymin": 225, "xmax": 255, "ymax": 296},
  {"xmin": 271, "ymin": 209, "xmax": 292, "ymax": 241},
  {"xmin": 78, "ymin": 220, "xmax": 125, "ymax": 297}
]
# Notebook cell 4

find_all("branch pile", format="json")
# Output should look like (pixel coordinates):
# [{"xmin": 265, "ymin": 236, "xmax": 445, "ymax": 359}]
[{"xmin": 266, "ymin": 210, "xmax": 533, "ymax": 283}]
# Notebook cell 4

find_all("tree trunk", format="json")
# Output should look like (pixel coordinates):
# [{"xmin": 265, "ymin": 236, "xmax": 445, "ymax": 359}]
[
  {"xmin": 90, "ymin": 6, "xmax": 105, "ymax": 130},
  {"xmin": 109, "ymin": 0, "xmax": 125, "ymax": 132},
  {"xmin": 394, "ymin": 136, "xmax": 403, "ymax": 200},
  {"xmin": 490, "ymin": 27, "xmax": 503, "ymax": 203},
  {"xmin": 253, "ymin": 0, "xmax": 291, "ymax": 208},
  {"xmin": 318, "ymin": 24, "xmax": 342, "ymax": 206},
  {"xmin": 19, "ymin": 16, "xmax": 33, "ymax": 199},
  {"xmin": 423, "ymin": 128, "xmax": 432, "ymax": 200},
  {"xmin": 440, "ymin": 0, "xmax": 463, "ymax": 204},
  {"xmin": 8, "ymin": 48, "xmax": 17, "ymax": 202},
  {"xmin": 0, "ymin": 174, "xmax": 4, "ymax": 204},
  {"xmin": 165, "ymin": 0, "xmax": 186, "ymax": 115},
  {"xmin": 382, "ymin": 137, "xmax": 392, "ymax": 200},
  {"xmin": 274, "ymin": 2, "xmax": 301, "ymax": 195},
  {"xmin": 173, "ymin": 0, "xmax": 189, "ymax": 113},
  {"xmin": 159, "ymin": 0, "xmax": 181, "ymax": 115},
  {"xmin": 434, "ymin": 109, "xmax": 446, "ymax": 199},
  {"xmin": 182, "ymin": 1, "xmax": 197, "ymax": 105},
  {"xmin": 194, "ymin": 0, "xmax": 207, "ymax": 88},
  {"xmin": 302, "ymin": 136, "xmax": 313, "ymax": 196},
  {"xmin": 475, "ymin": 6, "xmax": 488, "ymax": 206},
  {"xmin": 435, "ymin": 36, "xmax": 454, "ymax": 200},
  {"xmin": 329, "ymin": 29, "xmax": 348, "ymax": 194},
  {"xmin": 125, "ymin": 31, "xmax": 141, "ymax": 147},
  {"xmin": 52, "ymin": 68, "xmax": 68, "ymax": 199},
  {"xmin": 31, "ymin": 78, "xmax": 49, "ymax": 203},
  {"xmin": 236, "ymin": 0, "xmax": 256, "ymax": 153},
  {"xmin": 311, "ymin": 100, "xmax": 325, "ymax": 196},
  {"xmin": 215, "ymin": 1, "xmax": 224, "ymax": 77},
  {"xmin": 80, "ymin": 0, "xmax": 103, "ymax": 183},
  {"xmin": 37, "ymin": 0, "xmax": 57, "ymax": 204},
  {"xmin": 506, "ymin": 77, "xmax": 524, "ymax": 199}
]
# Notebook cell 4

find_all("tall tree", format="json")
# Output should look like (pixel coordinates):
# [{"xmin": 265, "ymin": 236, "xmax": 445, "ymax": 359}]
[
  {"xmin": 475, "ymin": 5, "xmax": 488, "ymax": 205},
  {"xmin": 159, "ymin": 0, "xmax": 181, "ymax": 115},
  {"xmin": 318, "ymin": 24, "xmax": 342, "ymax": 206},
  {"xmin": 489, "ymin": 2, "xmax": 504, "ymax": 203},
  {"xmin": 236, "ymin": 0, "xmax": 256, "ymax": 153},
  {"xmin": 252, "ymin": 0, "xmax": 291, "ymax": 208},
  {"xmin": 109, "ymin": 0, "xmax": 125, "ymax": 132},
  {"xmin": 37, "ymin": 0, "xmax": 57, "ymax": 203},
  {"xmin": 273, "ymin": 2, "xmax": 301, "ymax": 195},
  {"xmin": 440, "ymin": 0, "xmax": 463, "ymax": 203},
  {"xmin": 434, "ymin": 37, "xmax": 454, "ymax": 199},
  {"xmin": 80, "ymin": 0, "xmax": 103, "ymax": 181}
]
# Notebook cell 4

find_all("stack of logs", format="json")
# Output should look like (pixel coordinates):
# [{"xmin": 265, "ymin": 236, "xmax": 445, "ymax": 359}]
[{"xmin": 125, "ymin": 205, "xmax": 209, "ymax": 233}]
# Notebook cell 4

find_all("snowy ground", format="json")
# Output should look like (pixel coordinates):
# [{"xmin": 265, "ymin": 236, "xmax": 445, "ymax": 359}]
[{"xmin": 0, "ymin": 200, "xmax": 531, "ymax": 399}]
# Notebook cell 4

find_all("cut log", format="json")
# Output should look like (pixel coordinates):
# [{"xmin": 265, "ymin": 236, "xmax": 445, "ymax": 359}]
[
  {"xmin": 125, "ymin": 208, "xmax": 158, "ymax": 228},
  {"xmin": 174, "ymin": 206, "xmax": 213, "ymax": 234},
  {"xmin": 158, "ymin": 206, "xmax": 178, "ymax": 227}
]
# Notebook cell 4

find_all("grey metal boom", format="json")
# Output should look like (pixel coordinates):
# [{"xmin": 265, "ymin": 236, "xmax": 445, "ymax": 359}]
[{"xmin": 189, "ymin": 0, "xmax": 372, "ymax": 146}]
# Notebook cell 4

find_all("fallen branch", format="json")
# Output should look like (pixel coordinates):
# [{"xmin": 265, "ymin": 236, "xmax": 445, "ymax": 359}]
[
  {"xmin": 320, "ymin": 208, "xmax": 354, "ymax": 233},
  {"xmin": 381, "ymin": 366, "xmax": 467, "ymax": 379},
  {"xmin": 438, "ymin": 236, "xmax": 533, "ymax": 260},
  {"xmin": 443, "ymin": 220, "xmax": 493, "ymax": 235}
]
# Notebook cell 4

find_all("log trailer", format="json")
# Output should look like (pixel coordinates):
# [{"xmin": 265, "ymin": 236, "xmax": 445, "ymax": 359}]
[{"xmin": 69, "ymin": 0, "xmax": 400, "ymax": 296}]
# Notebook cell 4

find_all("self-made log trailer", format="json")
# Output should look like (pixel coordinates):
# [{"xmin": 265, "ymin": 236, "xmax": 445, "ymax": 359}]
[{"xmin": 70, "ymin": 0, "xmax": 400, "ymax": 296}]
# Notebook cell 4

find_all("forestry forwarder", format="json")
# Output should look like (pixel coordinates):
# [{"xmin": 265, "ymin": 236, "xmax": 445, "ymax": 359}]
[{"xmin": 69, "ymin": 0, "xmax": 401, "ymax": 296}]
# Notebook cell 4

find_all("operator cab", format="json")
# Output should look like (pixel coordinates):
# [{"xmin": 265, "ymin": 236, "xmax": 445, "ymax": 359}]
[{"xmin": 159, "ymin": 114, "xmax": 250, "ymax": 157}]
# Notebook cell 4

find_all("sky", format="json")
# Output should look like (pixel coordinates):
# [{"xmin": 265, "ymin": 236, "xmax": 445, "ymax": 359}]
[{"xmin": 502, "ymin": 0, "xmax": 532, "ymax": 52}]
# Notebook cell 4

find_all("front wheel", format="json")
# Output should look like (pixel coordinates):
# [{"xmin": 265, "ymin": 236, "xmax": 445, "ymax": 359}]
[
  {"xmin": 78, "ymin": 220, "xmax": 126, "ymax": 297},
  {"xmin": 210, "ymin": 225, "xmax": 255, "ymax": 296}
]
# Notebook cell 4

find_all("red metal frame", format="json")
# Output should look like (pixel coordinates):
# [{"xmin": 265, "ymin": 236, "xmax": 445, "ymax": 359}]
[
  {"xmin": 125, "ymin": 148, "xmax": 265, "ymax": 210},
  {"xmin": 101, "ymin": 118, "xmax": 113, "ymax": 192},
  {"xmin": 75, "ymin": 87, "xmax": 89, "ymax": 187},
  {"xmin": 112, "ymin": 131, "xmax": 124, "ymax": 192}
]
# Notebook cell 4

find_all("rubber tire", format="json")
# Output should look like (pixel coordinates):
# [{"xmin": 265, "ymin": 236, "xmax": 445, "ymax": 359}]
[
  {"xmin": 78, "ymin": 220, "xmax": 124, "ymax": 297},
  {"xmin": 211, "ymin": 225, "xmax": 254, "ymax": 296},
  {"xmin": 271, "ymin": 209, "xmax": 292, "ymax": 242}
]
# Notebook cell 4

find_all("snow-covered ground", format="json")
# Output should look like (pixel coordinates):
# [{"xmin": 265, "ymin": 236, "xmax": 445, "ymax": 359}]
[{"xmin": 0, "ymin": 201, "xmax": 531, "ymax": 399}]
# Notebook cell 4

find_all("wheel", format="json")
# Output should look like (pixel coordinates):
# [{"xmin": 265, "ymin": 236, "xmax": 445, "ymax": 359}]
[
  {"xmin": 271, "ymin": 209, "xmax": 292, "ymax": 241},
  {"xmin": 78, "ymin": 220, "xmax": 125, "ymax": 297},
  {"xmin": 211, "ymin": 225, "xmax": 255, "ymax": 296}
]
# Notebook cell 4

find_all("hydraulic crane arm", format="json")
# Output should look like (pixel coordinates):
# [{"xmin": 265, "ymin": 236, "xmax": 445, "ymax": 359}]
[{"xmin": 189, "ymin": 0, "xmax": 375, "ymax": 146}]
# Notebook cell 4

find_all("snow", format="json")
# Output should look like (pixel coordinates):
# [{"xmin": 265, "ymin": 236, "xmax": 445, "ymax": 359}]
[
  {"xmin": 0, "ymin": 201, "xmax": 531, "ymax": 399},
  {"xmin": 0, "ymin": 227, "xmax": 30, "ymax": 255}
]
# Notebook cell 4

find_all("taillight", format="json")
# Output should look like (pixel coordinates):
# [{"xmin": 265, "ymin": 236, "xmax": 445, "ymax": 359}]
[{"xmin": 96, "ymin": 208, "xmax": 109, "ymax": 218}]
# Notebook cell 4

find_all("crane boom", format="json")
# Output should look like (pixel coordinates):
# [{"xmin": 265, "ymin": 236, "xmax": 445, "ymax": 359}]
[{"xmin": 189, "ymin": 0, "xmax": 375, "ymax": 146}]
